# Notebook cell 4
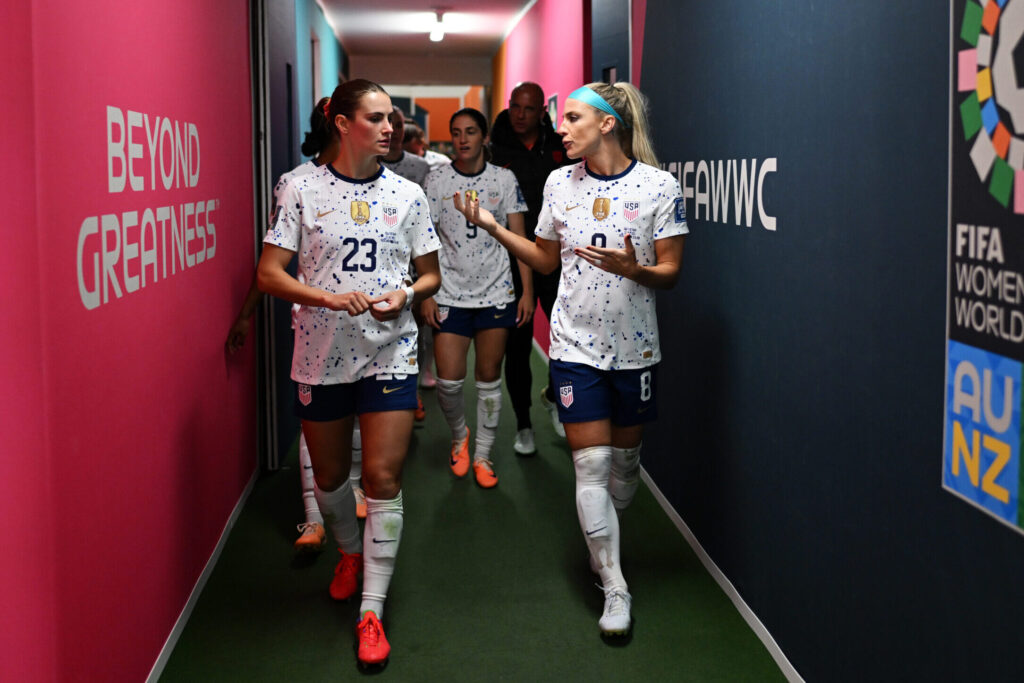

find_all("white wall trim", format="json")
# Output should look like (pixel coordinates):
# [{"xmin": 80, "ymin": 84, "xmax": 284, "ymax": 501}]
[
  {"xmin": 145, "ymin": 468, "xmax": 260, "ymax": 682},
  {"xmin": 640, "ymin": 469, "xmax": 804, "ymax": 682}
]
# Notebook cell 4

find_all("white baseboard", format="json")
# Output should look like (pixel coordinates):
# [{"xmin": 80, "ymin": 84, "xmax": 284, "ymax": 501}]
[
  {"xmin": 640, "ymin": 468, "xmax": 804, "ymax": 683},
  {"xmin": 146, "ymin": 468, "xmax": 260, "ymax": 682}
]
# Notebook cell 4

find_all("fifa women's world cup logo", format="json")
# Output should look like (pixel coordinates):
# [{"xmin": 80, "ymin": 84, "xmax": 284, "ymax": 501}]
[
  {"xmin": 956, "ymin": 0, "xmax": 1024, "ymax": 212},
  {"xmin": 592, "ymin": 197, "xmax": 611, "ymax": 220},
  {"xmin": 351, "ymin": 200, "xmax": 370, "ymax": 224}
]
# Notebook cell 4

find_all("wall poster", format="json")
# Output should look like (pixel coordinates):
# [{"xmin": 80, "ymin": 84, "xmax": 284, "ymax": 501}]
[{"xmin": 945, "ymin": 0, "xmax": 1024, "ymax": 532}]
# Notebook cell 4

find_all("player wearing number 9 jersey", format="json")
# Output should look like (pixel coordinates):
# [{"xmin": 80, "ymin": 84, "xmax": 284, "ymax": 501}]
[
  {"xmin": 452, "ymin": 81, "xmax": 687, "ymax": 639},
  {"xmin": 259, "ymin": 79, "xmax": 441, "ymax": 669}
]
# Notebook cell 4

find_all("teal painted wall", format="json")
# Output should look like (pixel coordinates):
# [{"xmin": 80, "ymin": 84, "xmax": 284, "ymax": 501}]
[{"xmin": 294, "ymin": 0, "xmax": 345, "ymax": 159}]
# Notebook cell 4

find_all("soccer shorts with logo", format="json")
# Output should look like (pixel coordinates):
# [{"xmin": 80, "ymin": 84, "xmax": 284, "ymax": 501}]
[
  {"xmin": 295, "ymin": 374, "xmax": 418, "ymax": 421},
  {"xmin": 548, "ymin": 360, "xmax": 658, "ymax": 426},
  {"xmin": 436, "ymin": 303, "xmax": 515, "ymax": 337}
]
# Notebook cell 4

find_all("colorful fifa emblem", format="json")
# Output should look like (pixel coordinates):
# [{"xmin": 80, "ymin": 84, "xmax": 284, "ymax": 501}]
[
  {"xmin": 465, "ymin": 189, "xmax": 478, "ymax": 202},
  {"xmin": 623, "ymin": 200, "xmax": 640, "ymax": 222},
  {"xmin": 298, "ymin": 384, "xmax": 312, "ymax": 406},
  {"xmin": 592, "ymin": 197, "xmax": 611, "ymax": 220},
  {"xmin": 383, "ymin": 204, "xmax": 398, "ymax": 227},
  {"xmin": 559, "ymin": 384, "xmax": 574, "ymax": 408},
  {"xmin": 351, "ymin": 201, "xmax": 370, "ymax": 224}
]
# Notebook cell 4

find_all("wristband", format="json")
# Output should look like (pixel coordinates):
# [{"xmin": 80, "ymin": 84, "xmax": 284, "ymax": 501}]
[{"xmin": 402, "ymin": 285, "xmax": 416, "ymax": 309}]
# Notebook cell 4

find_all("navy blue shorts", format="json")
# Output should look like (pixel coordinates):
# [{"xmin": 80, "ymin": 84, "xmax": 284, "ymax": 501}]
[
  {"xmin": 548, "ymin": 360, "xmax": 658, "ymax": 426},
  {"xmin": 295, "ymin": 374, "xmax": 418, "ymax": 422},
  {"xmin": 437, "ymin": 303, "xmax": 515, "ymax": 337}
]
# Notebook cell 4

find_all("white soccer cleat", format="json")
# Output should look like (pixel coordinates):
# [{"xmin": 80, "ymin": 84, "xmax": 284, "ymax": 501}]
[
  {"xmin": 540, "ymin": 387, "xmax": 566, "ymax": 437},
  {"xmin": 598, "ymin": 586, "xmax": 632, "ymax": 636},
  {"xmin": 513, "ymin": 428, "xmax": 536, "ymax": 455}
]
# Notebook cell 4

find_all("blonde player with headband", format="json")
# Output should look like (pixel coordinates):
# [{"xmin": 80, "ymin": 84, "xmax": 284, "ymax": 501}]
[
  {"xmin": 454, "ymin": 82, "xmax": 687, "ymax": 637},
  {"xmin": 259, "ymin": 79, "xmax": 441, "ymax": 668}
]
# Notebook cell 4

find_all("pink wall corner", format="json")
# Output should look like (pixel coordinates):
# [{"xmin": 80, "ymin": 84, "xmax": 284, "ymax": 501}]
[
  {"xmin": 632, "ymin": 0, "xmax": 647, "ymax": 87},
  {"xmin": 503, "ymin": 0, "xmax": 585, "ymax": 126},
  {"xmin": 0, "ymin": 4, "xmax": 59, "ymax": 681},
  {"xmin": 501, "ymin": 0, "xmax": 585, "ymax": 355},
  {"xmin": 27, "ymin": 0, "xmax": 258, "ymax": 679}
]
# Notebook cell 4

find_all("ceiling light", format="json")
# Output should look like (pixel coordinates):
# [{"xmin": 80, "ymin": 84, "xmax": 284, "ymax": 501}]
[{"xmin": 429, "ymin": 10, "xmax": 445, "ymax": 42}]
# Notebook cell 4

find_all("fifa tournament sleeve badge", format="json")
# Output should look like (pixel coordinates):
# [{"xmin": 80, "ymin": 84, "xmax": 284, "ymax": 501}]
[
  {"xmin": 593, "ymin": 197, "xmax": 611, "ymax": 220},
  {"xmin": 351, "ymin": 200, "xmax": 370, "ymax": 224}
]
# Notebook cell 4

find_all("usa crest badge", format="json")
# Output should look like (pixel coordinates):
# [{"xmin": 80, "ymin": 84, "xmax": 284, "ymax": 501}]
[
  {"xmin": 592, "ymin": 197, "xmax": 611, "ymax": 220},
  {"xmin": 351, "ymin": 200, "xmax": 370, "ymax": 224},
  {"xmin": 623, "ymin": 200, "xmax": 640, "ymax": 222},
  {"xmin": 559, "ymin": 384, "xmax": 574, "ymax": 408},
  {"xmin": 298, "ymin": 384, "xmax": 312, "ymax": 406},
  {"xmin": 383, "ymin": 204, "xmax": 398, "ymax": 227}
]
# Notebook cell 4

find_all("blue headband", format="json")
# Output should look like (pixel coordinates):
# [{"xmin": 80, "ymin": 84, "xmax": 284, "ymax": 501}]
[{"xmin": 567, "ymin": 86, "xmax": 628, "ymax": 127}]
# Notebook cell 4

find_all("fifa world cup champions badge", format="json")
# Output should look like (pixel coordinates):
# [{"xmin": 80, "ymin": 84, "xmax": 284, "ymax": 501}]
[
  {"xmin": 351, "ymin": 200, "xmax": 370, "ymax": 224},
  {"xmin": 944, "ymin": 0, "xmax": 1024, "ymax": 534},
  {"xmin": 465, "ymin": 190, "xmax": 478, "ymax": 203}
]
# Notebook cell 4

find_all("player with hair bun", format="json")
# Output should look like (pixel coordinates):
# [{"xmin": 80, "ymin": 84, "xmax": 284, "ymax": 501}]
[{"xmin": 454, "ymin": 82, "xmax": 687, "ymax": 638}]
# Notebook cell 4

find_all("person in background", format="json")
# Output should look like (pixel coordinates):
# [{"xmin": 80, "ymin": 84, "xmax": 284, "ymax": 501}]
[
  {"xmin": 225, "ymin": 97, "xmax": 368, "ymax": 552},
  {"xmin": 489, "ymin": 81, "xmax": 571, "ymax": 455},
  {"xmin": 259, "ymin": 79, "xmax": 441, "ymax": 667},
  {"xmin": 403, "ymin": 119, "xmax": 452, "ymax": 173},
  {"xmin": 455, "ymin": 81, "xmax": 687, "ymax": 638}
]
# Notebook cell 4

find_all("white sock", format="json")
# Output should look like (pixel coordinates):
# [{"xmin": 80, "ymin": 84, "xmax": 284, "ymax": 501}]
[
  {"xmin": 474, "ymin": 379, "xmax": 502, "ymax": 462},
  {"xmin": 436, "ymin": 377, "xmax": 466, "ymax": 442},
  {"xmin": 349, "ymin": 418, "xmax": 362, "ymax": 490},
  {"xmin": 314, "ymin": 480, "xmax": 362, "ymax": 554},
  {"xmin": 360, "ymin": 491, "xmax": 404, "ymax": 619},
  {"xmin": 609, "ymin": 444, "xmax": 641, "ymax": 513},
  {"xmin": 298, "ymin": 432, "xmax": 323, "ymax": 525},
  {"xmin": 573, "ymin": 446, "xmax": 626, "ymax": 591}
]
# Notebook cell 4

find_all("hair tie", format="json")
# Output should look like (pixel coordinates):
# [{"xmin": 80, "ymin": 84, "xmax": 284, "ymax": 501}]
[
  {"xmin": 567, "ymin": 86, "xmax": 629, "ymax": 128},
  {"xmin": 323, "ymin": 99, "xmax": 331, "ymax": 117}
]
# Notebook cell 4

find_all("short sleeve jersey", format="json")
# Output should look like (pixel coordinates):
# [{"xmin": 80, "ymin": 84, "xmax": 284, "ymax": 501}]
[
  {"xmin": 425, "ymin": 162, "xmax": 528, "ymax": 307},
  {"xmin": 265, "ymin": 164, "xmax": 441, "ymax": 385},
  {"xmin": 423, "ymin": 149, "xmax": 452, "ymax": 172},
  {"xmin": 382, "ymin": 152, "xmax": 430, "ymax": 187},
  {"xmin": 534, "ymin": 160, "xmax": 687, "ymax": 370},
  {"xmin": 273, "ymin": 160, "xmax": 319, "ymax": 205}
]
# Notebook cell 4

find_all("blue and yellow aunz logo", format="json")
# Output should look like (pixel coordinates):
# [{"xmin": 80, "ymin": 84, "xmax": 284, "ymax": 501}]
[{"xmin": 944, "ymin": 340, "xmax": 1022, "ymax": 525}]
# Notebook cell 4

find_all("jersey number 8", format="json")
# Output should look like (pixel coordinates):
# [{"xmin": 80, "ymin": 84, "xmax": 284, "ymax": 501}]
[{"xmin": 640, "ymin": 370, "xmax": 652, "ymax": 402}]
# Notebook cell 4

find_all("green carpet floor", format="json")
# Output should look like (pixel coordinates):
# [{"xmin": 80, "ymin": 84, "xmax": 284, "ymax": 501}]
[{"xmin": 159, "ymin": 351, "xmax": 785, "ymax": 681}]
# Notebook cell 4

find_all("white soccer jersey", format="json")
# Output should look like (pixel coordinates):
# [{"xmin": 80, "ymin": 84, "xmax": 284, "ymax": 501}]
[
  {"xmin": 425, "ymin": 162, "xmax": 527, "ymax": 308},
  {"xmin": 382, "ymin": 151, "xmax": 430, "ymax": 187},
  {"xmin": 265, "ymin": 164, "xmax": 441, "ymax": 385},
  {"xmin": 534, "ymin": 160, "xmax": 687, "ymax": 370},
  {"xmin": 423, "ymin": 149, "xmax": 451, "ymax": 172},
  {"xmin": 273, "ymin": 160, "xmax": 319, "ymax": 204}
]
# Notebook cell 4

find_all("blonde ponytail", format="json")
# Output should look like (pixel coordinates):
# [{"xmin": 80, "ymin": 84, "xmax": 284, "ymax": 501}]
[{"xmin": 584, "ymin": 81, "xmax": 658, "ymax": 167}]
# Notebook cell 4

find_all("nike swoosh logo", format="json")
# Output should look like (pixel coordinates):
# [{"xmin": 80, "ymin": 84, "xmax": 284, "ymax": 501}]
[
  {"xmin": 316, "ymin": 209, "xmax": 335, "ymax": 218},
  {"xmin": 637, "ymin": 405, "xmax": 650, "ymax": 414},
  {"xmin": 586, "ymin": 526, "xmax": 607, "ymax": 536},
  {"xmin": 372, "ymin": 538, "xmax": 396, "ymax": 544},
  {"xmin": 443, "ymin": 195, "xmax": 455, "ymax": 200},
  {"xmin": 566, "ymin": 204, "xmax": 582, "ymax": 211},
  {"xmin": 494, "ymin": 313, "xmax": 504, "ymax": 318},
  {"xmin": 382, "ymin": 386, "xmax": 401, "ymax": 394}
]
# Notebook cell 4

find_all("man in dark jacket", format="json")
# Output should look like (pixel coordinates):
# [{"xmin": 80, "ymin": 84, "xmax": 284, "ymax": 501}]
[{"xmin": 489, "ymin": 82, "xmax": 570, "ymax": 454}]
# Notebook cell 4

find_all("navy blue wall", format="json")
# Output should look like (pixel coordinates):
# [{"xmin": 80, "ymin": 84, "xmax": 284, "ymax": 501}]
[
  {"xmin": 641, "ymin": 1, "xmax": 1024, "ymax": 679},
  {"xmin": 591, "ymin": 0, "xmax": 630, "ymax": 83}
]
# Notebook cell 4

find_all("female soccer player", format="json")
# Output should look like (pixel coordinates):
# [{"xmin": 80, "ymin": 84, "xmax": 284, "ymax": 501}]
[
  {"xmin": 454, "ymin": 83, "xmax": 686, "ymax": 637},
  {"xmin": 225, "ymin": 97, "xmax": 371, "ymax": 553},
  {"xmin": 421, "ymin": 108, "xmax": 528, "ymax": 488},
  {"xmin": 258, "ymin": 79, "xmax": 441, "ymax": 667}
]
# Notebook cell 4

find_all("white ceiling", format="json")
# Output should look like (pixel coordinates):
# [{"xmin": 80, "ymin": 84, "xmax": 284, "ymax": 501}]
[{"xmin": 318, "ymin": 0, "xmax": 535, "ymax": 58}]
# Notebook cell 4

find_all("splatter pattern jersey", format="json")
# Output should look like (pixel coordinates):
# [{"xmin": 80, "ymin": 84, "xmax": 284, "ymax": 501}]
[
  {"xmin": 265, "ymin": 164, "xmax": 441, "ymax": 385},
  {"xmin": 534, "ymin": 160, "xmax": 687, "ymax": 370},
  {"xmin": 425, "ymin": 162, "xmax": 527, "ymax": 307},
  {"xmin": 382, "ymin": 151, "xmax": 430, "ymax": 187},
  {"xmin": 273, "ymin": 160, "xmax": 319, "ymax": 205}
]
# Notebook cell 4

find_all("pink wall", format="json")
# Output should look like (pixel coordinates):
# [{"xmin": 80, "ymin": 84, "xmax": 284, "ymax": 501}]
[
  {"xmin": 2, "ymin": 1, "xmax": 258, "ymax": 680},
  {"xmin": 0, "ymin": 4, "xmax": 59, "ymax": 681},
  {"xmin": 632, "ymin": 0, "xmax": 647, "ymax": 86},
  {"xmin": 500, "ymin": 0, "xmax": 585, "ymax": 354}
]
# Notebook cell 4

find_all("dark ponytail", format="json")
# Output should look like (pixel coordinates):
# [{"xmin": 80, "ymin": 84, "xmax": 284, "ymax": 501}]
[{"xmin": 301, "ymin": 96, "xmax": 332, "ymax": 158}]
